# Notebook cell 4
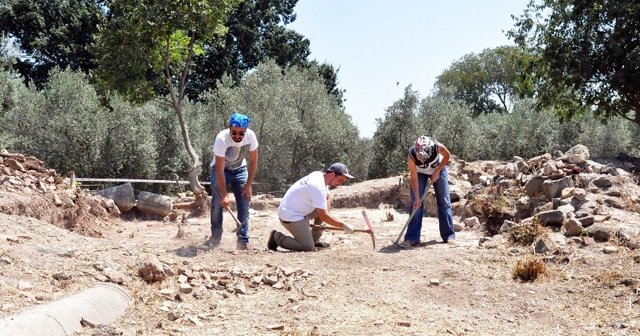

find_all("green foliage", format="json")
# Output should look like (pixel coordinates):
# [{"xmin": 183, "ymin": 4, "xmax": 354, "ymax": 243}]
[
  {"xmin": 369, "ymin": 90, "xmax": 639, "ymax": 169},
  {"xmin": 148, "ymin": 103, "xmax": 193, "ymax": 182},
  {"xmin": 509, "ymin": 0, "xmax": 640, "ymax": 127},
  {"xmin": 5, "ymin": 69, "xmax": 165, "ymax": 181},
  {"xmin": 471, "ymin": 99, "xmax": 559, "ymax": 160},
  {"xmin": 417, "ymin": 93, "xmax": 476, "ymax": 159},
  {"xmin": 368, "ymin": 86, "xmax": 420, "ymax": 179},
  {"xmin": 12, "ymin": 68, "xmax": 107, "ymax": 175},
  {"xmin": 0, "ymin": 69, "xmax": 20, "ymax": 148},
  {"xmin": 190, "ymin": 0, "xmax": 310, "ymax": 97},
  {"xmin": 93, "ymin": 0, "xmax": 240, "ymax": 102},
  {"xmin": 310, "ymin": 61, "xmax": 346, "ymax": 108},
  {"xmin": 0, "ymin": 0, "xmax": 104, "ymax": 87},
  {"xmin": 434, "ymin": 46, "xmax": 533, "ymax": 116},
  {"xmin": 571, "ymin": 112, "xmax": 634, "ymax": 157},
  {"xmin": 196, "ymin": 60, "xmax": 360, "ymax": 193},
  {"xmin": 98, "ymin": 95, "xmax": 159, "ymax": 179}
]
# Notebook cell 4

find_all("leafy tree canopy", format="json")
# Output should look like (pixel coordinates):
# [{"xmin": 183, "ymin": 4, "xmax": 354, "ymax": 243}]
[
  {"xmin": 1, "ymin": 0, "xmax": 344, "ymax": 104},
  {"xmin": 434, "ymin": 45, "xmax": 532, "ymax": 116},
  {"xmin": 509, "ymin": 0, "xmax": 640, "ymax": 126},
  {"xmin": 0, "ymin": 0, "xmax": 104, "ymax": 87},
  {"xmin": 368, "ymin": 85, "xmax": 421, "ymax": 179}
]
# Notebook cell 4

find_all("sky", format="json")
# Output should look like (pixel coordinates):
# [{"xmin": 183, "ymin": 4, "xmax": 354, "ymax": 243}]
[{"xmin": 288, "ymin": 0, "xmax": 531, "ymax": 138}]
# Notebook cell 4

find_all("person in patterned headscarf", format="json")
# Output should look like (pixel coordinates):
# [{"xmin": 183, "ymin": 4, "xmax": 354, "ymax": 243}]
[
  {"xmin": 400, "ymin": 136, "xmax": 456, "ymax": 248},
  {"xmin": 207, "ymin": 112, "xmax": 259, "ymax": 251}
]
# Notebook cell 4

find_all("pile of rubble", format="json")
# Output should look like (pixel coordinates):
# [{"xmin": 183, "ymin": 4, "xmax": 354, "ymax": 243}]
[
  {"xmin": 134, "ymin": 256, "xmax": 314, "ymax": 325},
  {"xmin": 138, "ymin": 257, "xmax": 312, "ymax": 294},
  {"xmin": 0, "ymin": 150, "xmax": 120, "ymax": 236},
  {"xmin": 451, "ymin": 144, "xmax": 640, "ymax": 251},
  {"xmin": 0, "ymin": 150, "xmax": 60, "ymax": 194}
]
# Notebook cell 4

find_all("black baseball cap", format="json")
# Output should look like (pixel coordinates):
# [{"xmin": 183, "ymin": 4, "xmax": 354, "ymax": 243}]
[{"xmin": 327, "ymin": 162, "xmax": 354, "ymax": 179}]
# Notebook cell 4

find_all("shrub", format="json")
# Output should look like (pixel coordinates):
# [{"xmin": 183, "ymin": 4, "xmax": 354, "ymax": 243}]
[
  {"xmin": 508, "ymin": 218, "xmax": 548, "ymax": 246},
  {"xmin": 470, "ymin": 185, "xmax": 514, "ymax": 236},
  {"xmin": 512, "ymin": 256, "xmax": 547, "ymax": 281}
]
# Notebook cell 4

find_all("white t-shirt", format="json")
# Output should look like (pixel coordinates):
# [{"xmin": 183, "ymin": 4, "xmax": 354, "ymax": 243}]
[
  {"xmin": 211, "ymin": 128, "xmax": 259, "ymax": 170},
  {"xmin": 278, "ymin": 171, "xmax": 328, "ymax": 222}
]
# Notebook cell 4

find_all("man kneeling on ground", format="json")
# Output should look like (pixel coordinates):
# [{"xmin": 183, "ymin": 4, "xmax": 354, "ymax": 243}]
[{"xmin": 267, "ymin": 163, "xmax": 356, "ymax": 251}]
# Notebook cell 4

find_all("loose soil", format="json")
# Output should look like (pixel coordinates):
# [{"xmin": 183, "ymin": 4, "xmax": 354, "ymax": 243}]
[{"xmin": 1, "ymin": 163, "xmax": 639, "ymax": 335}]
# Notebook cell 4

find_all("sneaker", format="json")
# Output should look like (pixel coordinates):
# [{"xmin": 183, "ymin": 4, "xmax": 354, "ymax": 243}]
[
  {"xmin": 398, "ymin": 240, "xmax": 419, "ymax": 249},
  {"xmin": 267, "ymin": 230, "xmax": 278, "ymax": 251},
  {"xmin": 314, "ymin": 242, "xmax": 331, "ymax": 249}
]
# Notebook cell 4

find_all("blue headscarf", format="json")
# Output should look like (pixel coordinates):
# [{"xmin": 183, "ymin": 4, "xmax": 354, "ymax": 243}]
[{"xmin": 229, "ymin": 112, "xmax": 251, "ymax": 129}]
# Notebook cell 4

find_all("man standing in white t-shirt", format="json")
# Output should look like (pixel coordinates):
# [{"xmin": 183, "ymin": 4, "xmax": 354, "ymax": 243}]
[
  {"xmin": 267, "ymin": 163, "xmax": 356, "ymax": 252},
  {"xmin": 208, "ymin": 112, "xmax": 259, "ymax": 250}
]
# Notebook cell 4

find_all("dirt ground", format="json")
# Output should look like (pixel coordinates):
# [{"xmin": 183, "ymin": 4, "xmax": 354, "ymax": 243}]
[{"xmin": 1, "ymin": 175, "xmax": 640, "ymax": 336}]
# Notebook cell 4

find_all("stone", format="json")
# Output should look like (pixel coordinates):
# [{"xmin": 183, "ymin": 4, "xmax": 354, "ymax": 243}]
[
  {"xmin": 429, "ymin": 279, "xmax": 440, "ymax": 286},
  {"xmin": 102, "ymin": 268, "xmax": 125, "ymax": 284},
  {"xmin": 556, "ymin": 204, "xmax": 575, "ymax": 215},
  {"xmin": 179, "ymin": 283, "xmax": 193, "ymax": 294},
  {"xmin": 138, "ymin": 256, "xmax": 167, "ymax": 283},
  {"xmin": 572, "ymin": 189, "xmax": 587, "ymax": 201},
  {"xmin": 565, "ymin": 144, "xmax": 590, "ymax": 164},
  {"xmin": 588, "ymin": 224, "xmax": 613, "ymax": 243},
  {"xmin": 602, "ymin": 246, "xmax": 619, "ymax": 254},
  {"xmin": 563, "ymin": 218, "xmax": 584, "ymax": 237},
  {"xmin": 524, "ymin": 176, "xmax": 546, "ymax": 197},
  {"xmin": 17, "ymin": 281, "xmax": 33, "ymax": 291},
  {"xmin": 536, "ymin": 210, "xmax": 566, "ymax": 227},
  {"xmin": 542, "ymin": 176, "xmax": 574, "ymax": 199},
  {"xmin": 592, "ymin": 177, "xmax": 613, "ymax": 189},
  {"xmin": 266, "ymin": 324, "xmax": 285, "ymax": 330},
  {"xmin": 463, "ymin": 216, "xmax": 480, "ymax": 228},
  {"xmin": 52, "ymin": 272, "xmax": 72, "ymax": 281},
  {"xmin": 578, "ymin": 216, "xmax": 595, "ymax": 227},
  {"xmin": 500, "ymin": 220, "xmax": 515, "ymax": 233}
]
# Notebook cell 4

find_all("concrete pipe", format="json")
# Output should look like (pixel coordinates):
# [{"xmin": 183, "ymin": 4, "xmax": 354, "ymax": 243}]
[{"xmin": 0, "ymin": 283, "xmax": 131, "ymax": 336}]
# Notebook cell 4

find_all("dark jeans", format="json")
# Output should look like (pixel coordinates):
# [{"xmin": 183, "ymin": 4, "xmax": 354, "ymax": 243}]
[
  {"xmin": 404, "ymin": 167, "xmax": 456, "ymax": 243},
  {"xmin": 210, "ymin": 166, "xmax": 250, "ymax": 244}
]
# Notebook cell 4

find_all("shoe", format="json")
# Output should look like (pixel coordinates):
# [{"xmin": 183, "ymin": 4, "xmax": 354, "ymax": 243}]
[
  {"xmin": 444, "ymin": 235, "xmax": 457, "ymax": 244},
  {"xmin": 267, "ymin": 230, "xmax": 278, "ymax": 251},
  {"xmin": 204, "ymin": 237, "xmax": 220, "ymax": 248},
  {"xmin": 236, "ymin": 242, "xmax": 253, "ymax": 251},
  {"xmin": 398, "ymin": 240, "xmax": 419, "ymax": 249},
  {"xmin": 314, "ymin": 242, "xmax": 331, "ymax": 249}
]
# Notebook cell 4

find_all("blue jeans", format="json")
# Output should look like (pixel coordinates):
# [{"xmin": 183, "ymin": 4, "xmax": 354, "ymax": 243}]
[
  {"xmin": 210, "ymin": 166, "xmax": 250, "ymax": 244},
  {"xmin": 404, "ymin": 167, "xmax": 456, "ymax": 243}
]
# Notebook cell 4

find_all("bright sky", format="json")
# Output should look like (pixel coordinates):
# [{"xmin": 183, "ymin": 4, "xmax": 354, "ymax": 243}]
[{"xmin": 289, "ymin": 0, "xmax": 531, "ymax": 138}]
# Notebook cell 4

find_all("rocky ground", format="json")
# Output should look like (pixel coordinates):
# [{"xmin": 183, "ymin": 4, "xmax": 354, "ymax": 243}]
[{"xmin": 1, "ymin": 148, "xmax": 640, "ymax": 336}]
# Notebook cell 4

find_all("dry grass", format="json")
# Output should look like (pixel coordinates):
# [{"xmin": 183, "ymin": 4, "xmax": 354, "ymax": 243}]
[
  {"xmin": 507, "ymin": 218, "xmax": 548, "ymax": 246},
  {"xmin": 512, "ymin": 256, "xmax": 547, "ymax": 282},
  {"xmin": 596, "ymin": 270, "xmax": 624, "ymax": 288},
  {"xmin": 471, "ymin": 186, "xmax": 514, "ymax": 235}
]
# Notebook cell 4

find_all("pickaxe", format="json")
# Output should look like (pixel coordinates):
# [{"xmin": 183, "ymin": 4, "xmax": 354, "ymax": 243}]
[
  {"xmin": 311, "ymin": 210, "xmax": 376, "ymax": 249},
  {"xmin": 392, "ymin": 181, "xmax": 430, "ymax": 248},
  {"xmin": 211, "ymin": 187, "xmax": 242, "ymax": 233}
]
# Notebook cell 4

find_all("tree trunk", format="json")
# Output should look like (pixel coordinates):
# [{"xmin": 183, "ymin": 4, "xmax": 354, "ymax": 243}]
[
  {"xmin": 164, "ymin": 35, "xmax": 204, "ymax": 197},
  {"xmin": 174, "ymin": 105, "xmax": 204, "ymax": 196}
]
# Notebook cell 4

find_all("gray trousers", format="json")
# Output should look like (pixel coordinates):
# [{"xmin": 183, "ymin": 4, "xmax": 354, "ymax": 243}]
[{"xmin": 274, "ymin": 210, "xmax": 324, "ymax": 251}]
